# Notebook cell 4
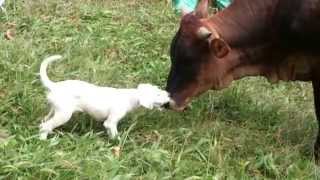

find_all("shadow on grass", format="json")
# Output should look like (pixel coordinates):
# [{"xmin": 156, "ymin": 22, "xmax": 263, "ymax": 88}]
[{"xmin": 57, "ymin": 113, "xmax": 106, "ymax": 137}]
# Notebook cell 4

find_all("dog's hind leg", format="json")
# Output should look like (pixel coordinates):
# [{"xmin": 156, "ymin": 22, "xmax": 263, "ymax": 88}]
[
  {"xmin": 39, "ymin": 109, "xmax": 73, "ymax": 140},
  {"xmin": 42, "ymin": 107, "xmax": 54, "ymax": 123}
]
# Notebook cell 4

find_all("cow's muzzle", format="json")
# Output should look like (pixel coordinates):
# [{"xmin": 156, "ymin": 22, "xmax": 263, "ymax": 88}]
[{"xmin": 164, "ymin": 99, "xmax": 189, "ymax": 112}]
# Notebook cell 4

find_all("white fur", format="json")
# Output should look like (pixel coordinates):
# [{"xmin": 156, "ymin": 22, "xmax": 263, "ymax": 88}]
[
  {"xmin": 0, "ymin": 0, "xmax": 4, "ymax": 10},
  {"xmin": 39, "ymin": 55, "xmax": 170, "ymax": 140},
  {"xmin": 0, "ymin": 0, "xmax": 6, "ymax": 16}
]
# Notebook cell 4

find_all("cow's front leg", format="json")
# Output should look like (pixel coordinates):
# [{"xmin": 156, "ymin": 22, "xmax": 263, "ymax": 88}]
[{"xmin": 312, "ymin": 80, "xmax": 320, "ymax": 164}]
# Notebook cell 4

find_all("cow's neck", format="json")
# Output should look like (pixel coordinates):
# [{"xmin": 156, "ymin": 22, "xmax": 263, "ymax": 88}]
[
  {"xmin": 205, "ymin": 0, "xmax": 311, "ymax": 83},
  {"xmin": 217, "ymin": 45, "xmax": 275, "ymax": 87},
  {"xmin": 208, "ymin": 0, "xmax": 279, "ymax": 47}
]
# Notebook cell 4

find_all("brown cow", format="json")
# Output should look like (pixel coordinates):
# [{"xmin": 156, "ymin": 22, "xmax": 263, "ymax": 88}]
[{"xmin": 166, "ymin": 0, "xmax": 320, "ymax": 162}]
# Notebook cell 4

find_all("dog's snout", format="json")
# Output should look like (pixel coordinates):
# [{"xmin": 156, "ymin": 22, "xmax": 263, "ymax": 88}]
[{"xmin": 163, "ymin": 102, "xmax": 170, "ymax": 109}]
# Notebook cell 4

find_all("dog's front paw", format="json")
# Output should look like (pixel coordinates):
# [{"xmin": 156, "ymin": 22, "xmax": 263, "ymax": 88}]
[
  {"xmin": 107, "ymin": 128, "xmax": 119, "ymax": 139},
  {"xmin": 103, "ymin": 121, "xmax": 119, "ymax": 139}
]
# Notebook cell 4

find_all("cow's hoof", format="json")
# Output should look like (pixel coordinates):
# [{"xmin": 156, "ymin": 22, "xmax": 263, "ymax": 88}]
[{"xmin": 314, "ymin": 149, "xmax": 320, "ymax": 165}]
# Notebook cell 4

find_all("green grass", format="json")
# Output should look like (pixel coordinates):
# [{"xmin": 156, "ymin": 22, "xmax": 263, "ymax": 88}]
[{"xmin": 1, "ymin": 0, "xmax": 320, "ymax": 179}]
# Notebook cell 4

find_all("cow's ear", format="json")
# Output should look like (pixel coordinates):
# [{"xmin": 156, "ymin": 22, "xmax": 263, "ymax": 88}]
[
  {"xmin": 211, "ymin": 38, "xmax": 230, "ymax": 58},
  {"xmin": 195, "ymin": 0, "xmax": 209, "ymax": 18},
  {"xmin": 181, "ymin": 8, "xmax": 188, "ymax": 17}
]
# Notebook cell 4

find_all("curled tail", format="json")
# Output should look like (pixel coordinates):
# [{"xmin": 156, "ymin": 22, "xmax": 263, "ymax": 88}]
[{"xmin": 40, "ymin": 55, "xmax": 62, "ymax": 90}]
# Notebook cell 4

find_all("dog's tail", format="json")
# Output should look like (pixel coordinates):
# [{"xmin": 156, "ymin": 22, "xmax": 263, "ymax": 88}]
[{"xmin": 40, "ymin": 55, "xmax": 62, "ymax": 90}]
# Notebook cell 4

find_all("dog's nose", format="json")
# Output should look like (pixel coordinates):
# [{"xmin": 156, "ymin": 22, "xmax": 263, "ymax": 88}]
[
  {"xmin": 162, "ymin": 100, "xmax": 188, "ymax": 111},
  {"xmin": 163, "ymin": 102, "xmax": 170, "ymax": 109}
]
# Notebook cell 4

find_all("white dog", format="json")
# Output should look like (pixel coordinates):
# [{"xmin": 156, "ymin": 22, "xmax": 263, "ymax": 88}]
[{"xmin": 39, "ymin": 55, "xmax": 170, "ymax": 140}]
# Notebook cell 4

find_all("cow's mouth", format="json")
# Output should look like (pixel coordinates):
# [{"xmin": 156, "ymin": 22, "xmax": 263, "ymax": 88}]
[{"xmin": 166, "ymin": 97, "xmax": 191, "ymax": 112}]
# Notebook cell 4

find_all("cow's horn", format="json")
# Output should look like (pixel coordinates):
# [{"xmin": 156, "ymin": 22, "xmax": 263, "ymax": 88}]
[{"xmin": 197, "ymin": 27, "xmax": 212, "ymax": 39}]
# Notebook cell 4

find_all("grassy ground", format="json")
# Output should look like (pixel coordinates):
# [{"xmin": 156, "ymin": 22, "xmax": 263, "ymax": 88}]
[{"xmin": 1, "ymin": 0, "xmax": 320, "ymax": 179}]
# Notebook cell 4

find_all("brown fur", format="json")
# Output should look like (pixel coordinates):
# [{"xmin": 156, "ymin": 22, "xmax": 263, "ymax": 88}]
[{"xmin": 166, "ymin": 0, "xmax": 320, "ymax": 163}]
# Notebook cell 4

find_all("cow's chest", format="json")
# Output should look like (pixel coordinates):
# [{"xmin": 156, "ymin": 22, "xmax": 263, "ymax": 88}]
[{"xmin": 268, "ymin": 53, "xmax": 320, "ymax": 82}]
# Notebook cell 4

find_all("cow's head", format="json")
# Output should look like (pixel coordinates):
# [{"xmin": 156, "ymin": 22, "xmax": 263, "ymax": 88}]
[{"xmin": 166, "ymin": 0, "xmax": 233, "ymax": 111}]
